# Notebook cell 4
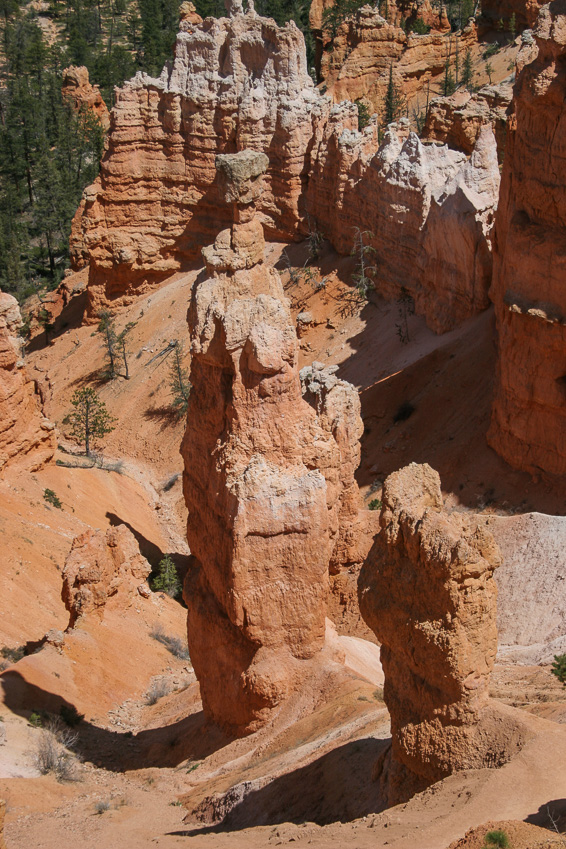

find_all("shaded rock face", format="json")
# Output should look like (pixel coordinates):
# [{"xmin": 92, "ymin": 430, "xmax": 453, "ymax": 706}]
[
  {"xmin": 308, "ymin": 111, "xmax": 500, "ymax": 333},
  {"xmin": 0, "ymin": 292, "xmax": 56, "ymax": 476},
  {"xmin": 62, "ymin": 525, "xmax": 152, "ymax": 628},
  {"xmin": 489, "ymin": 0, "xmax": 566, "ymax": 476},
  {"xmin": 181, "ymin": 150, "xmax": 365, "ymax": 735},
  {"xmin": 480, "ymin": 0, "xmax": 545, "ymax": 29},
  {"xmin": 315, "ymin": 5, "xmax": 476, "ymax": 115},
  {"xmin": 62, "ymin": 65, "xmax": 110, "ymax": 130},
  {"xmin": 422, "ymin": 82, "xmax": 513, "ymax": 157},
  {"xmin": 358, "ymin": 463, "xmax": 520, "ymax": 804},
  {"xmin": 70, "ymin": 9, "xmax": 322, "ymax": 315}
]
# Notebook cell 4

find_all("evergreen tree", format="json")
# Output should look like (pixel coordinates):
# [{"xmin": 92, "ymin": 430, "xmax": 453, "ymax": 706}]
[
  {"xmin": 551, "ymin": 654, "xmax": 566, "ymax": 686},
  {"xmin": 63, "ymin": 387, "xmax": 116, "ymax": 456},
  {"xmin": 443, "ymin": 55, "xmax": 456, "ymax": 96},
  {"xmin": 97, "ymin": 310, "xmax": 119, "ymax": 379},
  {"xmin": 384, "ymin": 64, "xmax": 404, "ymax": 125},
  {"xmin": 151, "ymin": 554, "xmax": 181, "ymax": 597},
  {"xmin": 461, "ymin": 48, "xmax": 473, "ymax": 90},
  {"xmin": 169, "ymin": 341, "xmax": 191, "ymax": 417}
]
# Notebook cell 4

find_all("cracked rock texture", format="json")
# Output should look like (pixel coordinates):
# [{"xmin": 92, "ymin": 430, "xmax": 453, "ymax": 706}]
[
  {"xmin": 62, "ymin": 525, "xmax": 152, "ymax": 628},
  {"xmin": 308, "ymin": 110, "xmax": 500, "ymax": 332},
  {"xmin": 359, "ymin": 463, "xmax": 527, "ymax": 804},
  {"xmin": 489, "ymin": 0, "xmax": 566, "ymax": 476},
  {"xmin": 181, "ymin": 150, "xmax": 366, "ymax": 734},
  {"xmin": 0, "ymin": 291, "xmax": 56, "ymax": 476},
  {"xmin": 62, "ymin": 65, "xmax": 110, "ymax": 130}
]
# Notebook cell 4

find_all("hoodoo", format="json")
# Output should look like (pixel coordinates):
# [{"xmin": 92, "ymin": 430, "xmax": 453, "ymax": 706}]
[
  {"xmin": 359, "ymin": 463, "xmax": 527, "ymax": 804},
  {"xmin": 181, "ymin": 150, "xmax": 366, "ymax": 734}
]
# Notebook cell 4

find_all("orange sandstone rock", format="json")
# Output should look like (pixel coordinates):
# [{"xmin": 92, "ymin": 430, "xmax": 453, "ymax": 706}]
[
  {"xmin": 308, "ymin": 109, "xmax": 500, "ymax": 332},
  {"xmin": 71, "ymin": 8, "xmax": 324, "ymax": 316},
  {"xmin": 62, "ymin": 525, "xmax": 152, "ymax": 628},
  {"xmin": 489, "ymin": 0, "xmax": 566, "ymax": 477},
  {"xmin": 181, "ymin": 150, "xmax": 366, "ymax": 734},
  {"xmin": 0, "ymin": 800, "xmax": 6, "ymax": 849},
  {"xmin": 359, "ymin": 463, "xmax": 525, "ymax": 804},
  {"xmin": 0, "ymin": 292, "xmax": 56, "ymax": 476},
  {"xmin": 422, "ymin": 82, "xmax": 512, "ymax": 156},
  {"xmin": 62, "ymin": 65, "xmax": 110, "ymax": 131}
]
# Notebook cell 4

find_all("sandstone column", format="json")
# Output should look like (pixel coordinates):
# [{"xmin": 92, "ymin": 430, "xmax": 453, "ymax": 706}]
[
  {"xmin": 182, "ymin": 150, "xmax": 345, "ymax": 735},
  {"xmin": 358, "ymin": 463, "xmax": 511, "ymax": 804}
]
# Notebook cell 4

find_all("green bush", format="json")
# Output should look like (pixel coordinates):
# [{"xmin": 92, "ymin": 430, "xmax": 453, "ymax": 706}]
[
  {"xmin": 43, "ymin": 488, "xmax": 62, "ymax": 509},
  {"xmin": 551, "ymin": 653, "xmax": 566, "ymax": 686},
  {"xmin": 368, "ymin": 499, "xmax": 382, "ymax": 511},
  {"xmin": 483, "ymin": 830, "xmax": 510, "ymax": 849},
  {"xmin": 151, "ymin": 555, "xmax": 181, "ymax": 598}
]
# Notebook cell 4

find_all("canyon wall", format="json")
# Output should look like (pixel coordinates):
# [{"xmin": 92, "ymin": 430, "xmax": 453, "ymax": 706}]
[
  {"xmin": 307, "ymin": 107, "xmax": 500, "ymax": 332},
  {"xmin": 0, "ymin": 292, "xmax": 56, "ymax": 476},
  {"xmin": 181, "ymin": 150, "xmax": 367, "ymax": 734},
  {"xmin": 71, "ymin": 3, "xmax": 502, "ymax": 334},
  {"xmin": 62, "ymin": 66, "xmax": 110, "ymax": 131},
  {"xmin": 489, "ymin": 0, "xmax": 566, "ymax": 477},
  {"xmin": 359, "ymin": 463, "xmax": 525, "ymax": 804},
  {"xmin": 316, "ymin": 6, "xmax": 476, "ymax": 115}
]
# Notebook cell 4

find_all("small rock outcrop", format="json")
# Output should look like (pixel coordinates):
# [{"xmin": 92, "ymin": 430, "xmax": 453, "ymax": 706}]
[
  {"xmin": 359, "ymin": 463, "xmax": 524, "ymax": 804},
  {"xmin": 308, "ymin": 110, "xmax": 500, "ymax": 332},
  {"xmin": 62, "ymin": 66, "xmax": 110, "ymax": 130},
  {"xmin": 62, "ymin": 525, "xmax": 152, "ymax": 628},
  {"xmin": 181, "ymin": 150, "xmax": 366, "ymax": 734},
  {"xmin": 0, "ymin": 291, "xmax": 56, "ymax": 476},
  {"xmin": 489, "ymin": 0, "xmax": 566, "ymax": 476}
]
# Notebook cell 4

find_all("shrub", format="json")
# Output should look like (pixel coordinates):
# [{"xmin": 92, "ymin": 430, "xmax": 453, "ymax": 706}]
[
  {"xmin": 94, "ymin": 800, "xmax": 111, "ymax": 815},
  {"xmin": 356, "ymin": 99, "xmax": 371, "ymax": 131},
  {"xmin": 551, "ymin": 654, "xmax": 566, "ymax": 686},
  {"xmin": 368, "ymin": 498, "xmax": 382, "ymax": 511},
  {"xmin": 60, "ymin": 704, "xmax": 85, "ymax": 728},
  {"xmin": 145, "ymin": 678, "xmax": 172, "ymax": 706},
  {"xmin": 150, "ymin": 626, "xmax": 190, "ymax": 661},
  {"xmin": 483, "ymin": 830, "xmax": 510, "ymax": 849},
  {"xmin": 151, "ymin": 555, "xmax": 181, "ymax": 598},
  {"xmin": 1, "ymin": 645, "xmax": 25, "ymax": 664},
  {"xmin": 43, "ymin": 488, "xmax": 62, "ymax": 508},
  {"xmin": 32, "ymin": 718, "xmax": 80, "ymax": 782},
  {"xmin": 393, "ymin": 400, "xmax": 415, "ymax": 423}
]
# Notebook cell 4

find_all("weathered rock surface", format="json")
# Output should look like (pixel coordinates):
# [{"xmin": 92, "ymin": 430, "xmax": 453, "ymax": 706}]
[
  {"xmin": 62, "ymin": 525, "xmax": 152, "ymax": 628},
  {"xmin": 71, "ymin": 7, "xmax": 323, "ymax": 315},
  {"xmin": 480, "ymin": 0, "xmax": 545, "ymax": 29},
  {"xmin": 359, "ymin": 463, "xmax": 526, "ymax": 804},
  {"xmin": 316, "ymin": 5, "xmax": 476, "ymax": 115},
  {"xmin": 489, "ymin": 0, "xmax": 566, "ymax": 476},
  {"xmin": 181, "ymin": 150, "xmax": 366, "ymax": 734},
  {"xmin": 62, "ymin": 65, "xmax": 110, "ymax": 130},
  {"xmin": 0, "ymin": 292, "xmax": 56, "ymax": 476},
  {"xmin": 422, "ymin": 82, "xmax": 513, "ymax": 156},
  {"xmin": 308, "ymin": 110, "xmax": 500, "ymax": 332},
  {"xmin": 0, "ymin": 799, "xmax": 6, "ymax": 849}
]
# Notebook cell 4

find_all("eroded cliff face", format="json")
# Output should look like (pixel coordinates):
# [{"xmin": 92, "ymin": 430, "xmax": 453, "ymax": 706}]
[
  {"xmin": 422, "ymin": 82, "xmax": 512, "ymax": 156},
  {"xmin": 308, "ymin": 109, "xmax": 500, "ymax": 332},
  {"xmin": 71, "ymin": 9, "xmax": 323, "ymax": 315},
  {"xmin": 62, "ymin": 525, "xmax": 152, "ymax": 628},
  {"xmin": 316, "ymin": 5, "xmax": 476, "ymax": 115},
  {"xmin": 71, "ymin": 3, "xmax": 502, "ymax": 334},
  {"xmin": 181, "ymin": 150, "xmax": 366, "ymax": 734},
  {"xmin": 489, "ymin": 0, "xmax": 566, "ymax": 477},
  {"xmin": 0, "ymin": 292, "xmax": 56, "ymax": 476},
  {"xmin": 359, "ymin": 463, "xmax": 526, "ymax": 804}
]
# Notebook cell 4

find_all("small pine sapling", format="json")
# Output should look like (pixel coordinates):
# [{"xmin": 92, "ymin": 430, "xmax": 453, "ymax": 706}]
[
  {"xmin": 63, "ymin": 388, "xmax": 116, "ymax": 457},
  {"xmin": 151, "ymin": 554, "xmax": 181, "ymax": 598},
  {"xmin": 351, "ymin": 227, "xmax": 376, "ymax": 300},
  {"xmin": 169, "ymin": 341, "xmax": 191, "ymax": 418}
]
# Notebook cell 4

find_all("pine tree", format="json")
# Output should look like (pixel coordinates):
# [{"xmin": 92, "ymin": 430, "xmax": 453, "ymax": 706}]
[
  {"xmin": 169, "ymin": 341, "xmax": 191, "ymax": 418},
  {"xmin": 351, "ymin": 227, "xmax": 376, "ymax": 300},
  {"xmin": 63, "ymin": 387, "xmax": 116, "ymax": 456},
  {"xmin": 551, "ymin": 654, "xmax": 566, "ymax": 686},
  {"xmin": 384, "ymin": 64, "xmax": 404, "ymax": 126},
  {"xmin": 443, "ymin": 55, "xmax": 456, "ymax": 96},
  {"xmin": 461, "ymin": 48, "xmax": 473, "ymax": 90},
  {"xmin": 97, "ymin": 310, "xmax": 119, "ymax": 379},
  {"xmin": 151, "ymin": 554, "xmax": 181, "ymax": 597}
]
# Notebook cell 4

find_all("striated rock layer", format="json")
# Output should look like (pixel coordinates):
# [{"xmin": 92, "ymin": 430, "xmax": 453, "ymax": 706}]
[
  {"xmin": 62, "ymin": 525, "xmax": 152, "ymax": 628},
  {"xmin": 308, "ymin": 109, "xmax": 500, "ymax": 332},
  {"xmin": 359, "ymin": 463, "xmax": 526, "ymax": 804},
  {"xmin": 316, "ymin": 5, "xmax": 476, "ymax": 115},
  {"xmin": 489, "ymin": 0, "xmax": 566, "ymax": 476},
  {"xmin": 181, "ymin": 150, "xmax": 367, "ymax": 735},
  {"xmin": 72, "ymin": 3, "xmax": 502, "ymax": 333},
  {"xmin": 0, "ymin": 292, "xmax": 56, "ymax": 476},
  {"xmin": 71, "ymin": 6, "xmax": 323, "ymax": 315}
]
